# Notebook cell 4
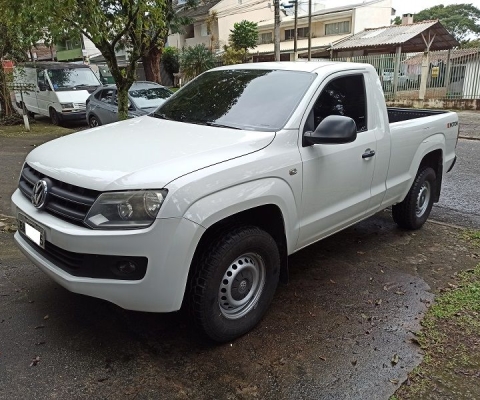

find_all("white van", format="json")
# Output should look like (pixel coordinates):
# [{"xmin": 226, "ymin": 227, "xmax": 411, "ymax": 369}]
[{"xmin": 14, "ymin": 62, "xmax": 101, "ymax": 125}]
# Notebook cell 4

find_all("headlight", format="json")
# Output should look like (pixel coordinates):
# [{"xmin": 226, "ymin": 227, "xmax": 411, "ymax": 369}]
[
  {"xmin": 61, "ymin": 103, "xmax": 74, "ymax": 109},
  {"xmin": 84, "ymin": 190, "xmax": 167, "ymax": 229}
]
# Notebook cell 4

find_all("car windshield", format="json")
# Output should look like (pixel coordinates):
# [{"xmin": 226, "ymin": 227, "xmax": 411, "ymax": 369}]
[
  {"xmin": 152, "ymin": 69, "xmax": 316, "ymax": 131},
  {"xmin": 129, "ymin": 86, "xmax": 173, "ymax": 109},
  {"xmin": 48, "ymin": 68, "xmax": 100, "ymax": 90}
]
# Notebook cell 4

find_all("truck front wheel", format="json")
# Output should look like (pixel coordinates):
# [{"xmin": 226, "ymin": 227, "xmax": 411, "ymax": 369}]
[
  {"xmin": 392, "ymin": 166, "xmax": 436, "ymax": 230},
  {"xmin": 189, "ymin": 226, "xmax": 280, "ymax": 342}
]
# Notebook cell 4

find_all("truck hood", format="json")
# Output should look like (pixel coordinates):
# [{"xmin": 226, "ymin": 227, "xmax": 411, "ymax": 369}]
[{"xmin": 26, "ymin": 116, "xmax": 275, "ymax": 191}]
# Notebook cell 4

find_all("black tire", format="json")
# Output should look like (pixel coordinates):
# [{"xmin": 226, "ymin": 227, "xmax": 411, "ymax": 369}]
[
  {"xmin": 392, "ymin": 166, "xmax": 436, "ymax": 230},
  {"xmin": 49, "ymin": 107, "xmax": 60, "ymax": 126},
  {"xmin": 189, "ymin": 226, "xmax": 280, "ymax": 342},
  {"xmin": 89, "ymin": 115, "xmax": 101, "ymax": 128}
]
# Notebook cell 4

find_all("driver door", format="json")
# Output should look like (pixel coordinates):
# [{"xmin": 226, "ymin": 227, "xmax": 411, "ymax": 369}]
[{"xmin": 297, "ymin": 72, "xmax": 377, "ymax": 249}]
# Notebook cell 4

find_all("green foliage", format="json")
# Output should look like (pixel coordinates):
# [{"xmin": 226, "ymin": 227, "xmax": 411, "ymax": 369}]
[
  {"xmin": 461, "ymin": 38, "xmax": 480, "ymax": 48},
  {"xmin": 180, "ymin": 44, "xmax": 215, "ymax": 80},
  {"xmin": 229, "ymin": 20, "xmax": 258, "ymax": 52},
  {"xmin": 36, "ymin": 0, "xmax": 168, "ymax": 119},
  {"xmin": 414, "ymin": 4, "xmax": 480, "ymax": 42},
  {"xmin": 222, "ymin": 46, "xmax": 247, "ymax": 65},
  {"xmin": 0, "ymin": 0, "xmax": 49, "ymax": 117},
  {"xmin": 391, "ymin": 16, "xmax": 402, "ymax": 25},
  {"xmin": 162, "ymin": 47, "xmax": 180, "ymax": 75}
]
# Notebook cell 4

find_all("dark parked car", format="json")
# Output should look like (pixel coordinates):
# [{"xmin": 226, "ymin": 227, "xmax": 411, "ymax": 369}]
[{"xmin": 86, "ymin": 81, "xmax": 173, "ymax": 127}]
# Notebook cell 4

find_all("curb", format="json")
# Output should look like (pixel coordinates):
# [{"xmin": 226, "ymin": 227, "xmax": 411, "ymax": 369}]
[{"xmin": 459, "ymin": 136, "xmax": 480, "ymax": 141}]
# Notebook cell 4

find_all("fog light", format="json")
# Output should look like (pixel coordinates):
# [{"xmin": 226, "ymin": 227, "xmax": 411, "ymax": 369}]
[{"xmin": 114, "ymin": 260, "xmax": 137, "ymax": 277}]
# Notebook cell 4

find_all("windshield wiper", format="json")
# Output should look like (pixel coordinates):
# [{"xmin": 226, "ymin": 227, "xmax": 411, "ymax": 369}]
[{"xmin": 205, "ymin": 121, "xmax": 241, "ymax": 130}]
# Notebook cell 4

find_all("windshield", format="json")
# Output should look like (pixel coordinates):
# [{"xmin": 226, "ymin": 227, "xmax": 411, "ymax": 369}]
[
  {"xmin": 130, "ymin": 86, "xmax": 173, "ymax": 109},
  {"xmin": 152, "ymin": 69, "xmax": 316, "ymax": 131},
  {"xmin": 48, "ymin": 68, "xmax": 100, "ymax": 90}
]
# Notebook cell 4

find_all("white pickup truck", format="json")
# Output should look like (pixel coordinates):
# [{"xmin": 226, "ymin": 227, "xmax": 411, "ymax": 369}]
[{"xmin": 12, "ymin": 62, "xmax": 458, "ymax": 342}]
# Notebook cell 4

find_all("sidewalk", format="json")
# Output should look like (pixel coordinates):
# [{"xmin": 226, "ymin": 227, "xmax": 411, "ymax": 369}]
[{"xmin": 457, "ymin": 111, "xmax": 480, "ymax": 140}]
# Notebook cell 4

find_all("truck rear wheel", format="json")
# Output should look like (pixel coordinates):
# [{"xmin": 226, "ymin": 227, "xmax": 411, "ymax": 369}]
[
  {"xmin": 392, "ymin": 166, "xmax": 436, "ymax": 230},
  {"xmin": 189, "ymin": 226, "xmax": 280, "ymax": 342}
]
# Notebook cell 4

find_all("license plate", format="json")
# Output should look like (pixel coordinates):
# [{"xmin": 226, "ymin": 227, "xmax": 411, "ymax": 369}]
[{"xmin": 17, "ymin": 213, "xmax": 46, "ymax": 249}]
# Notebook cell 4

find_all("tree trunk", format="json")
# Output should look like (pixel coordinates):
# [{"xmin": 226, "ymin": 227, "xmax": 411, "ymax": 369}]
[
  {"xmin": 142, "ymin": 46, "xmax": 162, "ymax": 84},
  {"xmin": 116, "ymin": 83, "xmax": 130, "ymax": 121},
  {"xmin": 0, "ymin": 63, "xmax": 14, "ymax": 118}
]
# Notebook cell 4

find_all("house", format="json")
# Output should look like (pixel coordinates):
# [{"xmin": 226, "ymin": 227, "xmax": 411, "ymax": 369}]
[
  {"xmin": 55, "ymin": 34, "xmax": 101, "ymax": 63},
  {"xmin": 403, "ymin": 49, "xmax": 480, "ymax": 99},
  {"xmin": 167, "ymin": 0, "xmax": 274, "ymax": 52},
  {"xmin": 253, "ymin": 0, "xmax": 393, "ymax": 61}
]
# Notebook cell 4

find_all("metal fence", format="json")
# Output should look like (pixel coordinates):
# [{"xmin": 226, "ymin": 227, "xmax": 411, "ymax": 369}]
[{"xmin": 328, "ymin": 49, "xmax": 480, "ymax": 100}]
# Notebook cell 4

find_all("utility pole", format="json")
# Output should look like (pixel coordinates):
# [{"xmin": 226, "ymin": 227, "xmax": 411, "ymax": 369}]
[
  {"xmin": 287, "ymin": 0, "xmax": 298, "ymax": 60},
  {"xmin": 293, "ymin": 0, "xmax": 298, "ymax": 60},
  {"xmin": 308, "ymin": 0, "xmax": 312, "ymax": 60},
  {"xmin": 274, "ymin": 0, "xmax": 280, "ymax": 61}
]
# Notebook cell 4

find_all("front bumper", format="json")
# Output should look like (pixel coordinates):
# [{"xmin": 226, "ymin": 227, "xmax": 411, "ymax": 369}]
[
  {"xmin": 59, "ymin": 111, "xmax": 86, "ymax": 121},
  {"xmin": 11, "ymin": 189, "xmax": 205, "ymax": 312}
]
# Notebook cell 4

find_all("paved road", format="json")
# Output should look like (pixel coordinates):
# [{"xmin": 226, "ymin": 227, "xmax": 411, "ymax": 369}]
[{"xmin": 431, "ymin": 138, "xmax": 480, "ymax": 229}]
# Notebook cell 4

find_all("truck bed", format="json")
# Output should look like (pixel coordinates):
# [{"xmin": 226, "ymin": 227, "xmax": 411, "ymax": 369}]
[{"xmin": 387, "ymin": 108, "xmax": 448, "ymax": 124}]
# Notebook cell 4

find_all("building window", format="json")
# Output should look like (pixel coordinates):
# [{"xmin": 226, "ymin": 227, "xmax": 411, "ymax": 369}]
[
  {"xmin": 200, "ymin": 23, "xmax": 208, "ymax": 37},
  {"xmin": 185, "ymin": 24, "xmax": 194, "ymax": 39},
  {"xmin": 285, "ymin": 27, "xmax": 309, "ymax": 40},
  {"xmin": 258, "ymin": 32, "xmax": 273, "ymax": 44},
  {"xmin": 325, "ymin": 21, "xmax": 350, "ymax": 35}
]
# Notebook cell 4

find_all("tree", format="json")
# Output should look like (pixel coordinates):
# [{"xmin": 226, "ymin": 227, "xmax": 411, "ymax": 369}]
[
  {"xmin": 391, "ymin": 16, "xmax": 402, "ymax": 25},
  {"xmin": 461, "ymin": 38, "xmax": 480, "ymax": 48},
  {"xmin": 229, "ymin": 20, "xmax": 258, "ymax": 54},
  {"xmin": 40, "ymin": 0, "xmax": 166, "ymax": 120},
  {"xmin": 161, "ymin": 46, "xmax": 180, "ymax": 82},
  {"xmin": 222, "ymin": 46, "xmax": 247, "ymax": 65},
  {"xmin": 180, "ymin": 44, "xmax": 215, "ymax": 81},
  {"xmin": 414, "ymin": 4, "xmax": 480, "ymax": 42},
  {"xmin": 141, "ymin": 0, "xmax": 198, "ymax": 83},
  {"xmin": 0, "ymin": 0, "xmax": 47, "ymax": 119}
]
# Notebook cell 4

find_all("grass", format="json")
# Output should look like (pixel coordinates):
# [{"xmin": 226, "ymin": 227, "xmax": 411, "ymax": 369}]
[
  {"xmin": 393, "ymin": 257, "xmax": 480, "ymax": 399},
  {"xmin": 0, "ymin": 119, "xmax": 77, "ymax": 138},
  {"xmin": 462, "ymin": 230, "xmax": 480, "ymax": 248}
]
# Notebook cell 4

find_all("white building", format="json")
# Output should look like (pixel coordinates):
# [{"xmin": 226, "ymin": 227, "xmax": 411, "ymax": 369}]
[
  {"xmin": 167, "ymin": 0, "xmax": 274, "ymax": 52},
  {"xmin": 254, "ymin": 0, "xmax": 393, "ymax": 61}
]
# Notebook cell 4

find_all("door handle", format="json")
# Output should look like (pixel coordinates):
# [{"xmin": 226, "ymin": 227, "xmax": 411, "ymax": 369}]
[{"xmin": 362, "ymin": 149, "xmax": 376, "ymax": 159}]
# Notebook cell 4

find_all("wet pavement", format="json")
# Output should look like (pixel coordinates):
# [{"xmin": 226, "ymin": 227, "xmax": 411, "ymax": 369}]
[{"xmin": 1, "ymin": 114, "xmax": 479, "ymax": 399}]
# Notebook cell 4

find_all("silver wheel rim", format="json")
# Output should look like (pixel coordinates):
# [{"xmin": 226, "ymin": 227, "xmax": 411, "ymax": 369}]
[
  {"xmin": 416, "ymin": 181, "xmax": 431, "ymax": 217},
  {"xmin": 218, "ymin": 253, "xmax": 266, "ymax": 320},
  {"xmin": 90, "ymin": 117, "xmax": 98, "ymax": 127}
]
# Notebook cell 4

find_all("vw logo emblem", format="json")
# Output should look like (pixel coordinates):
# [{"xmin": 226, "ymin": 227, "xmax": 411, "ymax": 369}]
[{"xmin": 32, "ymin": 180, "xmax": 49, "ymax": 209}]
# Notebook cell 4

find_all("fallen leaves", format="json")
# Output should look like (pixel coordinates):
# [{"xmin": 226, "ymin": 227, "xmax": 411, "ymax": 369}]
[
  {"xmin": 29, "ymin": 356, "xmax": 40, "ymax": 367},
  {"xmin": 391, "ymin": 353, "xmax": 399, "ymax": 366}
]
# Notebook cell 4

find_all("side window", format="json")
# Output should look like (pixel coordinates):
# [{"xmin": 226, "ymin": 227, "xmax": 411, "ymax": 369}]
[
  {"xmin": 37, "ymin": 70, "xmax": 46, "ymax": 87},
  {"xmin": 309, "ymin": 74, "xmax": 367, "ymax": 133},
  {"xmin": 96, "ymin": 89, "xmax": 115, "ymax": 103}
]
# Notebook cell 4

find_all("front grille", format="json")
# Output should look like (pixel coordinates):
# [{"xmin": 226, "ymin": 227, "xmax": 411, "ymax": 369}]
[
  {"xmin": 19, "ymin": 164, "xmax": 100, "ymax": 226},
  {"xmin": 20, "ymin": 232, "xmax": 148, "ymax": 280}
]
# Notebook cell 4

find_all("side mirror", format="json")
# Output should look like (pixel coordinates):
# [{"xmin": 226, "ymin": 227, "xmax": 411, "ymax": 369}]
[
  {"xmin": 38, "ymin": 82, "xmax": 48, "ymax": 91},
  {"xmin": 303, "ymin": 115, "xmax": 357, "ymax": 146}
]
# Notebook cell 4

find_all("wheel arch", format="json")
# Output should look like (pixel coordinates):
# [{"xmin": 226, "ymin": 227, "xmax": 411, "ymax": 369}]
[
  {"xmin": 188, "ymin": 204, "xmax": 290, "ymax": 287},
  {"xmin": 398, "ymin": 134, "xmax": 445, "ymax": 203},
  {"xmin": 418, "ymin": 149, "xmax": 443, "ymax": 202}
]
